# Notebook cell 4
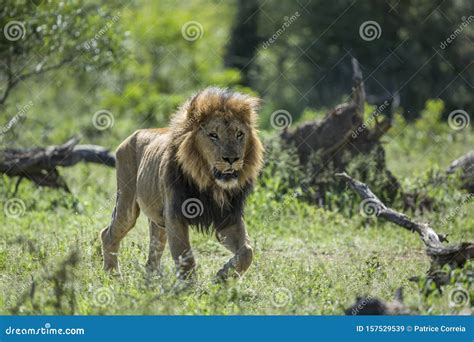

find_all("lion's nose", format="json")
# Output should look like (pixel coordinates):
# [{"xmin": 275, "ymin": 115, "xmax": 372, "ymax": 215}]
[{"xmin": 222, "ymin": 156, "xmax": 240, "ymax": 164}]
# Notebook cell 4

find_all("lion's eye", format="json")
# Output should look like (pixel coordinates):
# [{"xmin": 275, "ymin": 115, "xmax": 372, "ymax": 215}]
[
  {"xmin": 208, "ymin": 132, "xmax": 219, "ymax": 140},
  {"xmin": 236, "ymin": 131, "xmax": 244, "ymax": 139}
]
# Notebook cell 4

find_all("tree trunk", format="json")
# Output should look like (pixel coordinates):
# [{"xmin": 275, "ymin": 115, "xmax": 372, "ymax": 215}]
[
  {"xmin": 280, "ymin": 58, "xmax": 399, "ymax": 204},
  {"xmin": 224, "ymin": 0, "xmax": 261, "ymax": 86}
]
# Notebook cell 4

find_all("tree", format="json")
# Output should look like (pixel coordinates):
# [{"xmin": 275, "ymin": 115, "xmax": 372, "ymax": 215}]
[
  {"xmin": 252, "ymin": 0, "xmax": 473, "ymax": 120},
  {"xmin": 224, "ymin": 0, "xmax": 261, "ymax": 86},
  {"xmin": 0, "ymin": 0, "xmax": 124, "ymax": 107}
]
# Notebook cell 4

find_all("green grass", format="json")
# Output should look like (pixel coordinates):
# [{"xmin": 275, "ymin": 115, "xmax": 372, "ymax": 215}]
[{"xmin": 0, "ymin": 101, "xmax": 473, "ymax": 315}]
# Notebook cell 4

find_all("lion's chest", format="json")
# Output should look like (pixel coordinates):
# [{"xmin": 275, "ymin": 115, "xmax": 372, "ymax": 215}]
[{"xmin": 167, "ymin": 166, "xmax": 252, "ymax": 232}]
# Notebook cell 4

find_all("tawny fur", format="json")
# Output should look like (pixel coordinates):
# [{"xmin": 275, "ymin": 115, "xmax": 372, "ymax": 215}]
[{"xmin": 101, "ymin": 87, "xmax": 264, "ymax": 280}]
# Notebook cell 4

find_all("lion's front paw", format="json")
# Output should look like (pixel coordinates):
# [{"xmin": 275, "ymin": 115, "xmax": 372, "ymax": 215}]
[
  {"xmin": 215, "ymin": 268, "xmax": 228, "ymax": 283},
  {"xmin": 215, "ymin": 265, "xmax": 239, "ymax": 283}
]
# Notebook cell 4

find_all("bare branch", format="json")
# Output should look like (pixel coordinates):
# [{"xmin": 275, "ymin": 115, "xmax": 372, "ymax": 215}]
[
  {"xmin": 0, "ymin": 57, "xmax": 73, "ymax": 106},
  {"xmin": 336, "ymin": 172, "xmax": 473, "ymax": 268},
  {"xmin": 15, "ymin": 57, "xmax": 74, "ymax": 83},
  {"xmin": 0, "ymin": 56, "xmax": 15, "ymax": 105}
]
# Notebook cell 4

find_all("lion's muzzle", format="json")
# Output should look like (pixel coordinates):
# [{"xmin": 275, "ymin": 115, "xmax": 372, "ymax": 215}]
[{"xmin": 213, "ymin": 168, "xmax": 239, "ymax": 181}]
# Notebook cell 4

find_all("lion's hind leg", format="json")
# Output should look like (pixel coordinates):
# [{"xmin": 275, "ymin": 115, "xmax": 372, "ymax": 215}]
[
  {"xmin": 100, "ymin": 192, "xmax": 140, "ymax": 274},
  {"xmin": 100, "ymin": 136, "xmax": 142, "ymax": 275}
]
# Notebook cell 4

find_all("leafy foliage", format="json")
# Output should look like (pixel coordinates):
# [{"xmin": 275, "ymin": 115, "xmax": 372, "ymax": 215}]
[
  {"xmin": 0, "ymin": 0, "xmax": 125, "ymax": 104},
  {"xmin": 250, "ymin": 0, "xmax": 474, "ymax": 121},
  {"xmin": 0, "ymin": 0, "xmax": 472, "ymax": 316}
]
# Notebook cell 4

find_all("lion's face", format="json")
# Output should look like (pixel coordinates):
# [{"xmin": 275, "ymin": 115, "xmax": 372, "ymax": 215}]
[
  {"xmin": 196, "ymin": 115, "xmax": 249, "ymax": 189},
  {"xmin": 172, "ymin": 87, "xmax": 264, "ymax": 197}
]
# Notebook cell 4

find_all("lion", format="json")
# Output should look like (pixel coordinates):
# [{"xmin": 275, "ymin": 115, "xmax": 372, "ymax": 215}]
[{"xmin": 100, "ymin": 87, "xmax": 264, "ymax": 280}]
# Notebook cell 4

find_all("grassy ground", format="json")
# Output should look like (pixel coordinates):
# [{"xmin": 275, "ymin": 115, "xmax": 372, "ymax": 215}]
[{"xmin": 0, "ymin": 107, "xmax": 473, "ymax": 315}]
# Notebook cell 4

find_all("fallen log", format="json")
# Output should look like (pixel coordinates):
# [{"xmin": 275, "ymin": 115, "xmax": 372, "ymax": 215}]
[
  {"xmin": 335, "ymin": 172, "xmax": 474, "ymax": 269},
  {"xmin": 0, "ymin": 137, "xmax": 115, "ymax": 193}
]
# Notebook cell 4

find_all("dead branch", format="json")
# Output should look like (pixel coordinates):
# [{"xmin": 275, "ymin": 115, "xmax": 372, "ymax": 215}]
[
  {"xmin": 281, "ymin": 102, "xmax": 361, "ymax": 164},
  {"xmin": 281, "ymin": 58, "xmax": 367, "ymax": 165},
  {"xmin": 335, "ymin": 172, "xmax": 473, "ymax": 268},
  {"xmin": 281, "ymin": 58, "xmax": 394, "ymax": 163},
  {"xmin": 0, "ymin": 137, "xmax": 115, "ymax": 192},
  {"xmin": 426, "ymin": 243, "xmax": 474, "ymax": 269},
  {"xmin": 351, "ymin": 57, "xmax": 365, "ymax": 115},
  {"xmin": 279, "ymin": 58, "xmax": 399, "ymax": 207}
]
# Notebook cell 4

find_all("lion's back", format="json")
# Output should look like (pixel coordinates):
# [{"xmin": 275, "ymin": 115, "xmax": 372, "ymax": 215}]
[{"xmin": 116, "ymin": 127, "xmax": 170, "ymax": 161}]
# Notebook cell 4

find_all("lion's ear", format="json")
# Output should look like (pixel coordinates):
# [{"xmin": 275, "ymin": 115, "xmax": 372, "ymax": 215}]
[
  {"xmin": 186, "ymin": 91, "xmax": 203, "ymax": 122},
  {"xmin": 246, "ymin": 96, "xmax": 262, "ymax": 113}
]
